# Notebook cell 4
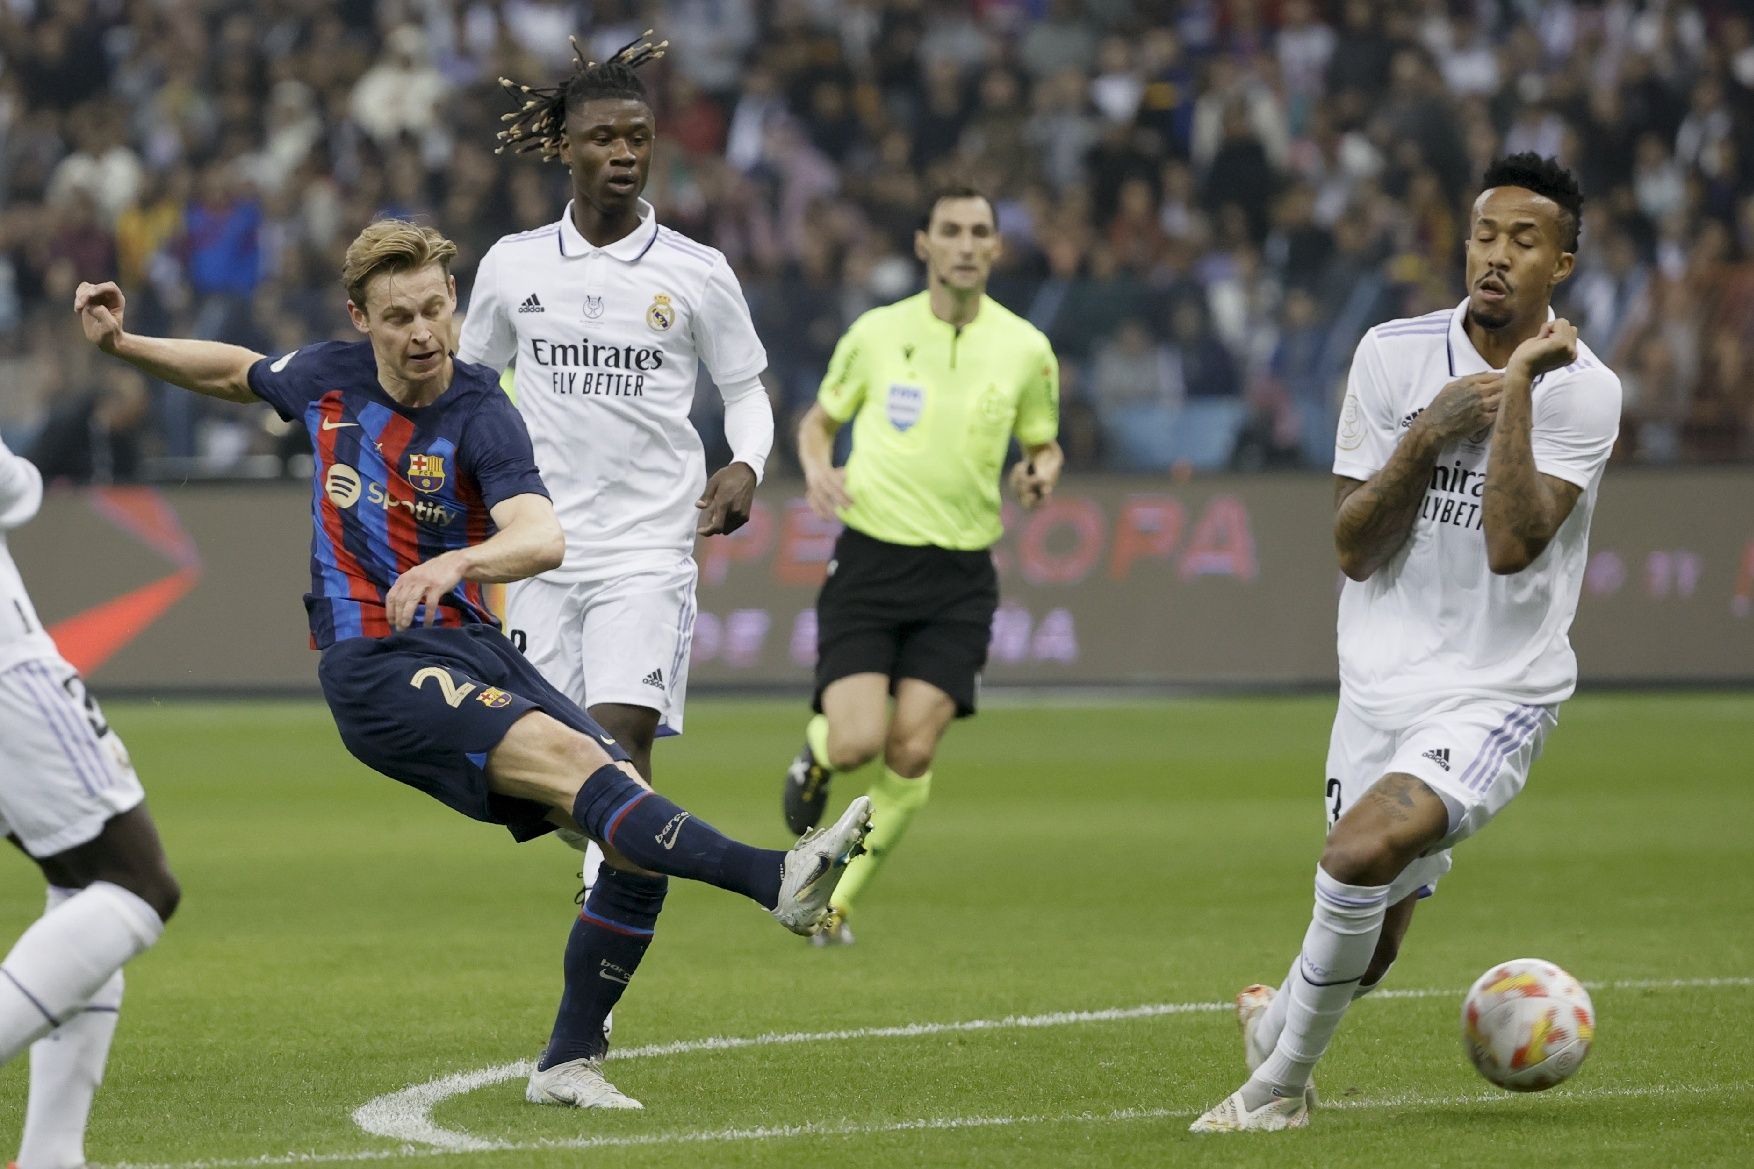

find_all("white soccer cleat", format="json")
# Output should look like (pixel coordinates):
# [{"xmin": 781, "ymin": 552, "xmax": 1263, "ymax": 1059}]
[
  {"xmin": 1237, "ymin": 983, "xmax": 1317, "ymax": 1108},
  {"xmin": 526, "ymin": 1057, "xmax": 643, "ymax": 1109},
  {"xmin": 1188, "ymin": 1085, "xmax": 1310, "ymax": 1133},
  {"xmin": 773, "ymin": 796, "xmax": 872, "ymax": 936}
]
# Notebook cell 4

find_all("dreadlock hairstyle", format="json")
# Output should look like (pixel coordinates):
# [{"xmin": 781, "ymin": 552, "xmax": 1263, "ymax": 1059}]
[{"xmin": 496, "ymin": 31, "xmax": 668, "ymax": 162}]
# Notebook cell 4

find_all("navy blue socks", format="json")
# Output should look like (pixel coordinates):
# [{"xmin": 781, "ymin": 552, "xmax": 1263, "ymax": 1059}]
[
  {"xmin": 538, "ymin": 867, "xmax": 667, "ymax": 1070},
  {"xmin": 571, "ymin": 765, "xmax": 785, "ymax": 908}
]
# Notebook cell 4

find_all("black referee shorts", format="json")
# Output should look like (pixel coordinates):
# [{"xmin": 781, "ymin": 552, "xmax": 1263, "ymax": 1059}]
[{"xmin": 812, "ymin": 526, "xmax": 998, "ymax": 718}]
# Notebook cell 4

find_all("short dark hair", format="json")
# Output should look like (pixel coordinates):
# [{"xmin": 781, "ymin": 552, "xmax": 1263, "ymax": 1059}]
[
  {"xmin": 1479, "ymin": 153, "xmax": 1584, "ymax": 250},
  {"xmin": 920, "ymin": 184, "xmax": 998, "ymax": 234},
  {"xmin": 495, "ymin": 32, "xmax": 667, "ymax": 162}
]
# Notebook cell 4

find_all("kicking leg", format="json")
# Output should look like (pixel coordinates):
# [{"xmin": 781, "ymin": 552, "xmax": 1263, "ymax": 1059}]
[
  {"xmin": 1193, "ymin": 774, "xmax": 1446, "ymax": 1133},
  {"xmin": 489, "ymin": 712, "xmax": 869, "ymax": 934}
]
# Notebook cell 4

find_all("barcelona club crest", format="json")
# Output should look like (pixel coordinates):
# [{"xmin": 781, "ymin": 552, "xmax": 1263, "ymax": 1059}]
[
  {"xmin": 646, "ymin": 293, "xmax": 675, "ymax": 332},
  {"xmin": 407, "ymin": 452, "xmax": 447, "ymax": 493},
  {"xmin": 476, "ymin": 687, "xmax": 512, "ymax": 709},
  {"xmin": 886, "ymin": 383, "xmax": 925, "ymax": 432}
]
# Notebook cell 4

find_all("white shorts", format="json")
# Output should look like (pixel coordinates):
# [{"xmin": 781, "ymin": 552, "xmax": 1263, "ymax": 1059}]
[
  {"xmin": 0, "ymin": 657, "xmax": 145, "ymax": 857},
  {"xmin": 1324, "ymin": 696, "xmax": 1557, "ymax": 905},
  {"xmin": 506, "ymin": 561, "xmax": 698, "ymax": 736}
]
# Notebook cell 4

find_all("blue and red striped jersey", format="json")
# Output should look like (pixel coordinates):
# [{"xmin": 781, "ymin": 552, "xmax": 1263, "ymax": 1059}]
[{"xmin": 247, "ymin": 341, "xmax": 549, "ymax": 648}]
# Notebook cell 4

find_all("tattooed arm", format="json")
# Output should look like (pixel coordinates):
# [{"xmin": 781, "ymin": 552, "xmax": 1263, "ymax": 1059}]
[
  {"xmin": 1335, "ymin": 371, "xmax": 1505, "ymax": 581},
  {"xmin": 1482, "ymin": 320, "xmax": 1585, "ymax": 575}
]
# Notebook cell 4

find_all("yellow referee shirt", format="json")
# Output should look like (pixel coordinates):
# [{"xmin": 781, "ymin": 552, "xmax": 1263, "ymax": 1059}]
[{"xmin": 817, "ymin": 292, "xmax": 1059, "ymax": 551}]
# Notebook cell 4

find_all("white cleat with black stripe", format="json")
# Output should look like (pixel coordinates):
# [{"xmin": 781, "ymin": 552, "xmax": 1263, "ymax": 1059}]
[{"xmin": 772, "ymin": 796, "xmax": 872, "ymax": 935}]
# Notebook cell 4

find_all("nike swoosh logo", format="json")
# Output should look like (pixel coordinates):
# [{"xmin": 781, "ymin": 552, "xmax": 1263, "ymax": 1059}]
[
  {"xmin": 597, "ymin": 734, "xmax": 616, "ymax": 746},
  {"xmin": 321, "ymin": 419, "xmax": 358, "ymax": 430}
]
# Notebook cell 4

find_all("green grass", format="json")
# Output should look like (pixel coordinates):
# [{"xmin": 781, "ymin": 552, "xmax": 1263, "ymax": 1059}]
[{"xmin": 3, "ymin": 693, "xmax": 1752, "ymax": 1167}]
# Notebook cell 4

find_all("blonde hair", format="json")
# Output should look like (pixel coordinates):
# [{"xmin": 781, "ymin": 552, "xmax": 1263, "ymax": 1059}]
[{"xmin": 341, "ymin": 219, "xmax": 459, "ymax": 309}]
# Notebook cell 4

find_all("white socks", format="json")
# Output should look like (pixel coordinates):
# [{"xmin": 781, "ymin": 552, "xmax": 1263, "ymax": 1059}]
[
  {"xmin": 0, "ymin": 881, "xmax": 162, "ymax": 1065},
  {"xmin": 1251, "ymin": 866, "xmax": 1390, "ymax": 1097}
]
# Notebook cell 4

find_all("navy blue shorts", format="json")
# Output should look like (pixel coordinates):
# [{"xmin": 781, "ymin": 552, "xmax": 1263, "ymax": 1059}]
[{"xmin": 317, "ymin": 623, "xmax": 629, "ymax": 842}]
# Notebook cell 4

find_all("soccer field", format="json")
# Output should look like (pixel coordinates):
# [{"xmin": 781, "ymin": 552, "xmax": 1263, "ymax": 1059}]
[{"xmin": 2, "ymin": 693, "xmax": 1750, "ymax": 1168}]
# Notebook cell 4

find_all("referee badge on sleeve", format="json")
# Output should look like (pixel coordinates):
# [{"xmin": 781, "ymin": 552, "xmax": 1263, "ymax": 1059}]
[{"xmin": 887, "ymin": 383, "xmax": 925, "ymax": 432}]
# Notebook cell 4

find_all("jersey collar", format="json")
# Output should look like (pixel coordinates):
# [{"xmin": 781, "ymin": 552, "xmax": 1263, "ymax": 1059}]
[
  {"xmin": 557, "ymin": 199, "xmax": 659, "ymax": 262},
  {"xmin": 1446, "ymin": 298, "xmax": 1555, "ymax": 378}
]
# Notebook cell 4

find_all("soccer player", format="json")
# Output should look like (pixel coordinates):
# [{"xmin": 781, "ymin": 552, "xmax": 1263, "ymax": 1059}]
[
  {"xmin": 1191, "ymin": 154, "xmax": 1621, "ymax": 1132},
  {"xmin": 73, "ymin": 219, "xmax": 871, "ymax": 1112},
  {"xmin": 1, "ymin": 435, "xmax": 179, "ymax": 1169},
  {"xmin": 779, "ymin": 185, "xmax": 1062, "ymax": 945},
  {"xmin": 459, "ymin": 33, "xmax": 774, "ymax": 904}
]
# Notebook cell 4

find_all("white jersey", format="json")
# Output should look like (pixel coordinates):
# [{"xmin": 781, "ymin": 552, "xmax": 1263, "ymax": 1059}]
[
  {"xmin": 1332, "ymin": 300, "xmax": 1621, "ymax": 723},
  {"xmin": 0, "ymin": 438, "xmax": 58, "ymax": 675},
  {"xmin": 458, "ymin": 199, "xmax": 770, "ymax": 582}
]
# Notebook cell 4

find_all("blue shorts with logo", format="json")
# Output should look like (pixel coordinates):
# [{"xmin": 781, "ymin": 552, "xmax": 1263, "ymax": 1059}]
[{"xmin": 317, "ymin": 623, "xmax": 630, "ymax": 842}]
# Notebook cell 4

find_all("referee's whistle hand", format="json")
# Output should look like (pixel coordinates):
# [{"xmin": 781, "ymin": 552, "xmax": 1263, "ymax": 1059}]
[
  {"xmin": 696, "ymin": 462, "xmax": 758, "ymax": 536},
  {"xmin": 1010, "ymin": 461, "xmax": 1054, "ymax": 510}
]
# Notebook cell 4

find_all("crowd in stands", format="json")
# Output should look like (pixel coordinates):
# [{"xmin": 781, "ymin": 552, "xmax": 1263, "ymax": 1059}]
[{"xmin": 1, "ymin": 0, "xmax": 1751, "ymax": 482}]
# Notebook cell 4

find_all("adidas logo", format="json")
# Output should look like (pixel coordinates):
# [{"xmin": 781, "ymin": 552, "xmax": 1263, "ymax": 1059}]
[
  {"xmin": 517, "ymin": 293, "xmax": 544, "ymax": 313},
  {"xmin": 641, "ymin": 668, "xmax": 664, "ymax": 689},
  {"xmin": 1421, "ymin": 747, "xmax": 1451, "ymax": 771}
]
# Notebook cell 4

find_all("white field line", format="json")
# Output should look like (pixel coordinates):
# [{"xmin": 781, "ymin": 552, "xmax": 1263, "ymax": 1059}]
[
  {"xmin": 105, "ymin": 976, "xmax": 1753, "ymax": 1169},
  {"xmin": 110, "ymin": 1083, "xmax": 1745, "ymax": 1169}
]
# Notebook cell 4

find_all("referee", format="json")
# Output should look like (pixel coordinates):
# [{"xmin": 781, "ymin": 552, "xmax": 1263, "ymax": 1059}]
[{"xmin": 781, "ymin": 184, "xmax": 1062, "ymax": 945}]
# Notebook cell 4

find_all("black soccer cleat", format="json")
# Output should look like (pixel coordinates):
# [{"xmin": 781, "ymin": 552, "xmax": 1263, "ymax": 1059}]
[{"xmin": 782, "ymin": 739, "xmax": 834, "ymax": 835}]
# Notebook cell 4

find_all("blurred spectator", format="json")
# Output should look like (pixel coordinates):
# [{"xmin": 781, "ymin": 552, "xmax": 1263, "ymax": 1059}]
[
  {"xmin": 29, "ymin": 365, "xmax": 151, "ymax": 485},
  {"xmin": 0, "ymin": 0, "xmax": 1747, "ymax": 476}
]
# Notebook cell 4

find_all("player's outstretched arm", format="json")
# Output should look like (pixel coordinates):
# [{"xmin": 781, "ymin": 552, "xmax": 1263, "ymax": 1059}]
[
  {"xmin": 1335, "ymin": 371, "xmax": 1504, "ymax": 580},
  {"xmin": 797, "ymin": 402, "xmax": 854, "ymax": 521},
  {"xmin": 1482, "ymin": 320, "xmax": 1584, "ymax": 575},
  {"xmin": 384, "ymin": 493, "xmax": 564, "ymax": 629},
  {"xmin": 74, "ymin": 281, "xmax": 262, "ymax": 404}
]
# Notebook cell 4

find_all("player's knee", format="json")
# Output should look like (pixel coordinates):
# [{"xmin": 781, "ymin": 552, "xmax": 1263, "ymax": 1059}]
[
  {"xmin": 882, "ymin": 729, "xmax": 937, "ymax": 778},
  {"xmin": 826, "ymin": 727, "xmax": 882, "ymax": 772},
  {"xmin": 110, "ymin": 864, "xmax": 181, "ymax": 924},
  {"xmin": 1318, "ymin": 831, "xmax": 1406, "ymax": 888}
]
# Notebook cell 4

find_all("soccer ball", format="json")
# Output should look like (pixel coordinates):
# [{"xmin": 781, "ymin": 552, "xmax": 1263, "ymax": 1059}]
[{"xmin": 1461, "ymin": 958, "xmax": 1595, "ymax": 1092}]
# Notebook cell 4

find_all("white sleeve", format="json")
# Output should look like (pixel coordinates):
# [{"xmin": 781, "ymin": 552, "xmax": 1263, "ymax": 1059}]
[
  {"xmin": 456, "ymin": 244, "xmax": 518, "ymax": 370},
  {"xmin": 1531, "ymin": 366, "xmax": 1622, "ymax": 490},
  {"xmin": 1332, "ymin": 331, "xmax": 1398, "ymax": 479},
  {"xmin": 0, "ymin": 437, "xmax": 45, "ymax": 531},
  {"xmin": 718, "ymin": 374, "xmax": 774, "ymax": 483},
  {"xmin": 693, "ymin": 254, "xmax": 767, "ymax": 386}
]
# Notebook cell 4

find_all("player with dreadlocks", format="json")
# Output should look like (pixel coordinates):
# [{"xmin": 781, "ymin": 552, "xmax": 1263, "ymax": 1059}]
[{"xmin": 458, "ymin": 35, "xmax": 784, "ymax": 1108}]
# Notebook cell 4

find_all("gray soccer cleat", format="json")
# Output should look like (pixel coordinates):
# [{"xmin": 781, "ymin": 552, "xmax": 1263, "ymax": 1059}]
[
  {"xmin": 782, "ymin": 739, "xmax": 834, "ymax": 834},
  {"xmin": 772, "ymin": 796, "xmax": 872, "ymax": 935},
  {"xmin": 526, "ymin": 1057, "xmax": 642, "ymax": 1109}
]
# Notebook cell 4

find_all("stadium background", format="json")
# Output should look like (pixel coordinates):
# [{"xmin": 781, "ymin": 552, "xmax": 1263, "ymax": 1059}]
[{"xmin": 0, "ymin": 0, "xmax": 1750, "ymax": 691}]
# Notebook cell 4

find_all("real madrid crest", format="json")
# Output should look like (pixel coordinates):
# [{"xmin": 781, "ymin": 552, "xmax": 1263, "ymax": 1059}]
[{"xmin": 646, "ymin": 293, "xmax": 675, "ymax": 332}]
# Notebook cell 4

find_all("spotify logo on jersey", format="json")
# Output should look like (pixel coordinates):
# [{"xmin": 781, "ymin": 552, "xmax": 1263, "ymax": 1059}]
[{"xmin": 325, "ymin": 463, "xmax": 363, "ymax": 508}]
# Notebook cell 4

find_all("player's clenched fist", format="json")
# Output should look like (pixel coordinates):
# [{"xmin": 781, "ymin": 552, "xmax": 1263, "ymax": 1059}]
[
  {"xmin": 1508, "ymin": 318, "xmax": 1578, "ymax": 379},
  {"xmin": 74, "ymin": 281, "xmax": 129, "ymax": 352},
  {"xmin": 1418, "ymin": 371, "xmax": 1503, "ymax": 443}
]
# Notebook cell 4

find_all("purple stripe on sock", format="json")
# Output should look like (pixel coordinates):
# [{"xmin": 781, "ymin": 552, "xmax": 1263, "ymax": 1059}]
[
  {"xmin": 11, "ymin": 663, "xmax": 102, "ymax": 797},
  {"xmin": 1, "ymin": 967, "xmax": 61, "ymax": 1027}
]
